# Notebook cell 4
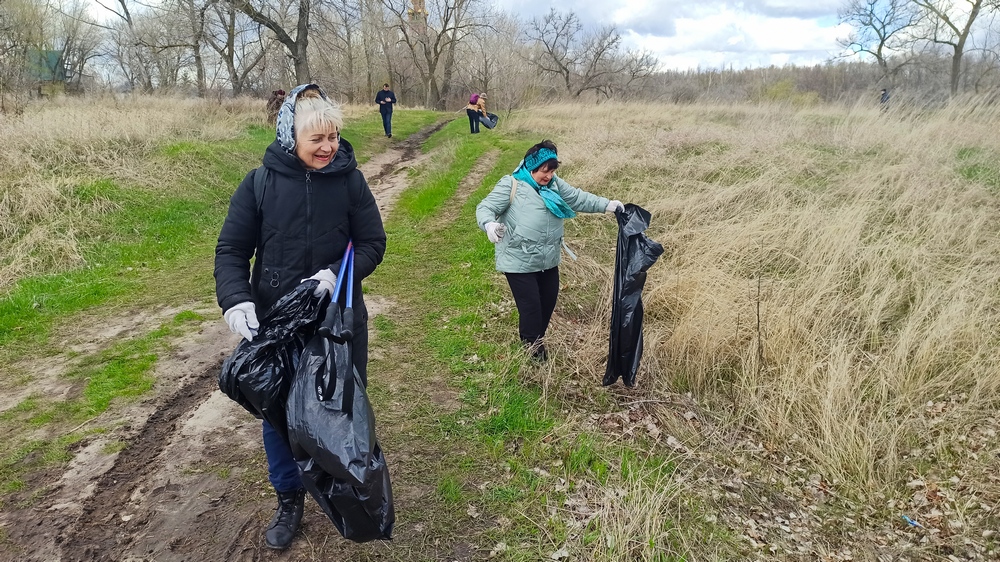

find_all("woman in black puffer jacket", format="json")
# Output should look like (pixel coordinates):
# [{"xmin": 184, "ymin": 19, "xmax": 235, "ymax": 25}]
[{"xmin": 214, "ymin": 83, "xmax": 386, "ymax": 551}]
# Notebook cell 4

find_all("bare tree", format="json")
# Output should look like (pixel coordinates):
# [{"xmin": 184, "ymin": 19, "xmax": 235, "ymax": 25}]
[
  {"xmin": 230, "ymin": 0, "xmax": 310, "ymax": 83},
  {"xmin": 838, "ymin": 0, "xmax": 919, "ymax": 86},
  {"xmin": 95, "ymin": 0, "xmax": 157, "ymax": 91},
  {"xmin": 312, "ymin": 0, "xmax": 362, "ymax": 101},
  {"xmin": 52, "ymin": 1, "xmax": 105, "ymax": 92},
  {"xmin": 382, "ymin": 0, "xmax": 489, "ymax": 109},
  {"xmin": 205, "ymin": 1, "xmax": 268, "ymax": 94},
  {"xmin": 912, "ymin": 0, "xmax": 990, "ymax": 95},
  {"xmin": 525, "ymin": 8, "xmax": 628, "ymax": 98}
]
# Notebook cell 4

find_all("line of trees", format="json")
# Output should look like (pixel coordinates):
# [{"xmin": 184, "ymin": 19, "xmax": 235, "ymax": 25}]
[
  {"xmin": 3, "ymin": 0, "xmax": 1000, "ymax": 113},
  {"xmin": 0, "ymin": 0, "xmax": 658, "ymax": 111}
]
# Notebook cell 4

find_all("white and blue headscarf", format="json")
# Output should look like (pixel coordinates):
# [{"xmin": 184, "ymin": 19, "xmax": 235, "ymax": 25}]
[
  {"xmin": 512, "ymin": 147, "xmax": 576, "ymax": 219},
  {"xmin": 275, "ymin": 83, "xmax": 332, "ymax": 154}
]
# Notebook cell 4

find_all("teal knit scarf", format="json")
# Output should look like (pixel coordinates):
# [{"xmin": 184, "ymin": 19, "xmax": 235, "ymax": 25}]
[{"xmin": 513, "ymin": 150, "xmax": 576, "ymax": 219}]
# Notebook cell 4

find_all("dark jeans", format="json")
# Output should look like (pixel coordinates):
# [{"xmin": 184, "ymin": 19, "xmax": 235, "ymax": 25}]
[
  {"xmin": 505, "ymin": 267, "xmax": 560, "ymax": 344},
  {"xmin": 380, "ymin": 110, "xmax": 392, "ymax": 135},
  {"xmin": 467, "ymin": 108, "xmax": 480, "ymax": 133},
  {"xmin": 262, "ymin": 320, "xmax": 369, "ymax": 492}
]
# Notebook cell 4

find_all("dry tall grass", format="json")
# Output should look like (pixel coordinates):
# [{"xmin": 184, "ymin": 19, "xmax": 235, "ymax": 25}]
[
  {"xmin": 506, "ymin": 100, "xmax": 1000, "ymax": 546},
  {"xmin": 0, "ymin": 95, "xmax": 264, "ymax": 287}
]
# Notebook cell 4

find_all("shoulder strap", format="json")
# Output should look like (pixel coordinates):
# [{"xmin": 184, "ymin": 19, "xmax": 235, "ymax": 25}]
[
  {"xmin": 253, "ymin": 166, "xmax": 268, "ymax": 217},
  {"xmin": 509, "ymin": 176, "xmax": 517, "ymax": 207}
]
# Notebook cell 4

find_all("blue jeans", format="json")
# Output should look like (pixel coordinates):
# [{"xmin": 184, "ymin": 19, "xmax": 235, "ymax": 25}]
[
  {"xmin": 381, "ymin": 110, "xmax": 392, "ymax": 135},
  {"xmin": 263, "ymin": 420, "xmax": 301, "ymax": 492}
]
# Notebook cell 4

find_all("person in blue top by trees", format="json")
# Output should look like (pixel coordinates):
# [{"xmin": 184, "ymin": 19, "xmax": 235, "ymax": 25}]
[
  {"xmin": 374, "ymin": 83, "xmax": 396, "ymax": 138},
  {"xmin": 476, "ymin": 140, "xmax": 624, "ymax": 361}
]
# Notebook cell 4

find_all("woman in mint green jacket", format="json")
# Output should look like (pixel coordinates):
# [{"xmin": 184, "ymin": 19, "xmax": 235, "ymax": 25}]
[{"xmin": 476, "ymin": 140, "xmax": 623, "ymax": 360}]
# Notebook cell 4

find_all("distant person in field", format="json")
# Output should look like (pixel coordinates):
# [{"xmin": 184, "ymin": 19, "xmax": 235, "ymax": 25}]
[
  {"xmin": 880, "ymin": 88, "xmax": 890, "ymax": 111},
  {"xmin": 266, "ymin": 89, "xmax": 285, "ymax": 125},
  {"xmin": 465, "ymin": 92, "xmax": 487, "ymax": 134},
  {"xmin": 475, "ymin": 140, "xmax": 624, "ymax": 361},
  {"xmin": 215, "ymin": 83, "xmax": 386, "ymax": 551},
  {"xmin": 375, "ymin": 82, "xmax": 396, "ymax": 138}
]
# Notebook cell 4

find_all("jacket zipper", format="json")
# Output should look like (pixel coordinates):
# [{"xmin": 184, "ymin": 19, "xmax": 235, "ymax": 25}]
[{"xmin": 305, "ymin": 171, "xmax": 313, "ymax": 272}]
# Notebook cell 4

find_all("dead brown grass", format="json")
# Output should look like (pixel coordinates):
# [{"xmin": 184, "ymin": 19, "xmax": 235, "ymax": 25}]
[
  {"xmin": 0, "ymin": 95, "xmax": 264, "ymax": 286},
  {"xmin": 508, "ymin": 100, "xmax": 1000, "ymax": 556}
]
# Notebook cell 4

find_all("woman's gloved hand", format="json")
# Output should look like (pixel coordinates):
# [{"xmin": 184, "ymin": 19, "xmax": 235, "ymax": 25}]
[
  {"xmin": 303, "ymin": 268, "xmax": 337, "ymax": 297},
  {"xmin": 485, "ymin": 222, "xmax": 506, "ymax": 243},
  {"xmin": 606, "ymin": 200, "xmax": 624, "ymax": 214},
  {"xmin": 224, "ymin": 301, "xmax": 259, "ymax": 341}
]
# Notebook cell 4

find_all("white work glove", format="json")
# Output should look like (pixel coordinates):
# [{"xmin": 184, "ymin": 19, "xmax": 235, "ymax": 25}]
[
  {"xmin": 224, "ymin": 302, "xmax": 259, "ymax": 341},
  {"xmin": 303, "ymin": 268, "xmax": 337, "ymax": 297},
  {"xmin": 485, "ymin": 222, "xmax": 505, "ymax": 243},
  {"xmin": 606, "ymin": 200, "xmax": 624, "ymax": 214}
]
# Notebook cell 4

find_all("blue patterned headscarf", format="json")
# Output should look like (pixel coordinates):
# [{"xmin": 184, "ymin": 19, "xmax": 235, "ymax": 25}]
[
  {"xmin": 512, "ymin": 147, "xmax": 576, "ymax": 219},
  {"xmin": 275, "ymin": 83, "xmax": 332, "ymax": 154}
]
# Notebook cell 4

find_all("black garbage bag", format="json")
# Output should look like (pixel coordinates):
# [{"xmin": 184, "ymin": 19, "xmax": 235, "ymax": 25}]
[
  {"xmin": 286, "ymin": 300, "xmax": 380, "ymax": 486},
  {"xmin": 286, "ymin": 261, "xmax": 395, "ymax": 542},
  {"xmin": 218, "ymin": 280, "xmax": 325, "ymax": 441},
  {"xmin": 604, "ymin": 204, "xmax": 664, "ymax": 387},
  {"xmin": 479, "ymin": 112, "xmax": 499, "ymax": 129},
  {"xmin": 299, "ymin": 443, "xmax": 395, "ymax": 542}
]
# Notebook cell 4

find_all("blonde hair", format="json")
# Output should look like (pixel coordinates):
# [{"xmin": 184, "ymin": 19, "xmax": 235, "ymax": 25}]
[{"xmin": 294, "ymin": 90, "xmax": 343, "ymax": 138}]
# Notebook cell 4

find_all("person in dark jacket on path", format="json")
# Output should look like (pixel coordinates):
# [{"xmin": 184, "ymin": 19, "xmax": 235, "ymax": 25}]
[
  {"xmin": 374, "ymin": 83, "xmax": 396, "ymax": 137},
  {"xmin": 214, "ymin": 83, "xmax": 386, "ymax": 551},
  {"xmin": 476, "ymin": 140, "xmax": 623, "ymax": 361}
]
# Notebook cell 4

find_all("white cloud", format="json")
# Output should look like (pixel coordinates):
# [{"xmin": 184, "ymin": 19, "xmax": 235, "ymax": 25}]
[{"xmin": 497, "ymin": 0, "xmax": 848, "ymax": 70}]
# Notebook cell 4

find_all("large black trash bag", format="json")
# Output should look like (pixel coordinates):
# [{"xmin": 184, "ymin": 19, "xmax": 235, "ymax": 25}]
[
  {"xmin": 298, "ymin": 437, "xmax": 395, "ymax": 542},
  {"xmin": 287, "ymin": 299, "xmax": 395, "ymax": 542},
  {"xmin": 218, "ymin": 280, "xmax": 325, "ymax": 441},
  {"xmin": 478, "ymin": 112, "xmax": 499, "ymax": 129},
  {"xmin": 286, "ymin": 301, "xmax": 380, "ymax": 486},
  {"xmin": 604, "ymin": 204, "xmax": 664, "ymax": 387}
]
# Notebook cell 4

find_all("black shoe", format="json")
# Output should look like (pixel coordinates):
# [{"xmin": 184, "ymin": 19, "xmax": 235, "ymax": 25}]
[
  {"xmin": 526, "ymin": 341, "xmax": 548, "ymax": 362},
  {"xmin": 388, "ymin": 133, "xmax": 392, "ymax": 138},
  {"xmin": 264, "ymin": 489, "xmax": 305, "ymax": 550}
]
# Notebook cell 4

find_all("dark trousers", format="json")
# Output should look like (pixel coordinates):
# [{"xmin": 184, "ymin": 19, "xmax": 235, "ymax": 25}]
[
  {"xmin": 467, "ymin": 108, "xmax": 480, "ymax": 133},
  {"xmin": 505, "ymin": 267, "xmax": 560, "ymax": 344},
  {"xmin": 262, "ymin": 321, "xmax": 369, "ymax": 492},
  {"xmin": 380, "ymin": 110, "xmax": 392, "ymax": 135}
]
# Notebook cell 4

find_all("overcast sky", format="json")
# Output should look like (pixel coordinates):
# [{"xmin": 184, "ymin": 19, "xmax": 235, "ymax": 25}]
[{"xmin": 497, "ymin": 0, "xmax": 854, "ymax": 71}]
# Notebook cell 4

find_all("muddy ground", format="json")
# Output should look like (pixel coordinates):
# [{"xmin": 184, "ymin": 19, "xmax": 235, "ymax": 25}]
[{"xmin": 0, "ymin": 122, "xmax": 472, "ymax": 562}]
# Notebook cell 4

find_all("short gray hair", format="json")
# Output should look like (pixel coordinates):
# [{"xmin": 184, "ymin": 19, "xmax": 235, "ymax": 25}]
[{"xmin": 294, "ymin": 93, "xmax": 343, "ymax": 138}]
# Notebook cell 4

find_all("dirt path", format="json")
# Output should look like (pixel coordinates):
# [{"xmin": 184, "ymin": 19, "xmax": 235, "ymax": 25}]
[{"xmin": 0, "ymin": 121, "xmax": 470, "ymax": 562}]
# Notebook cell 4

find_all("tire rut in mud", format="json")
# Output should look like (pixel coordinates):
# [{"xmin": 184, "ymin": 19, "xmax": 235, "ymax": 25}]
[
  {"xmin": 58, "ymin": 361, "xmax": 221, "ymax": 562},
  {"xmin": 365, "ymin": 119, "xmax": 450, "ymax": 184}
]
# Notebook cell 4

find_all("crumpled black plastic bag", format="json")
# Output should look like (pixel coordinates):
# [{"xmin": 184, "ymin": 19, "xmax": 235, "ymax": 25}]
[
  {"xmin": 479, "ymin": 112, "xmax": 499, "ymax": 129},
  {"xmin": 604, "ymin": 204, "xmax": 664, "ymax": 387},
  {"xmin": 218, "ymin": 280, "xmax": 325, "ymax": 441},
  {"xmin": 286, "ymin": 324, "xmax": 379, "ymax": 486},
  {"xmin": 298, "ymin": 439, "xmax": 395, "ymax": 542},
  {"xmin": 286, "ymin": 301, "xmax": 395, "ymax": 542}
]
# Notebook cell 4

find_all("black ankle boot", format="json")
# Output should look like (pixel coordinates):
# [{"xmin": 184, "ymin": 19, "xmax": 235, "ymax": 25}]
[{"xmin": 264, "ymin": 488, "xmax": 304, "ymax": 550}]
